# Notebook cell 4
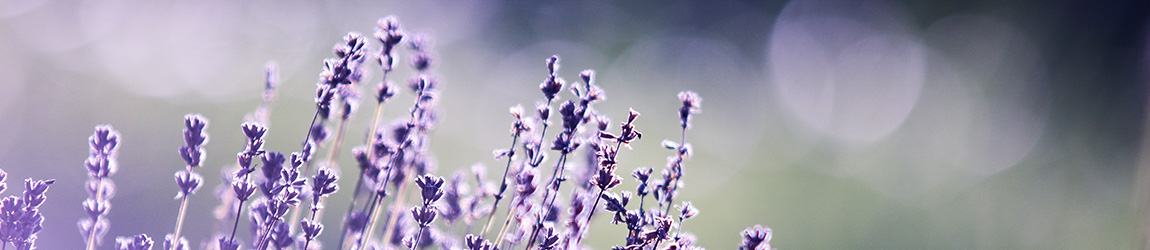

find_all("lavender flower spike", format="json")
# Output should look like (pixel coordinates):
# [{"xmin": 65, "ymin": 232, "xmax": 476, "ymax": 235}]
[
  {"xmin": 300, "ymin": 167, "xmax": 339, "ymax": 249},
  {"xmin": 81, "ymin": 125, "xmax": 120, "ymax": 250},
  {"xmin": 171, "ymin": 115, "xmax": 210, "ymax": 250},
  {"xmin": 3, "ymin": 178, "xmax": 56, "ymax": 250}
]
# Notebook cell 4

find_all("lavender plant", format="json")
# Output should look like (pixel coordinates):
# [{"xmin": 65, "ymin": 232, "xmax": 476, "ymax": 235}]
[
  {"xmin": 80, "ymin": 126, "xmax": 120, "ymax": 250},
  {"xmin": 169, "ymin": 115, "xmax": 209, "ymax": 249},
  {"xmin": 32, "ymin": 14, "xmax": 776, "ymax": 250},
  {"xmin": 0, "ymin": 175, "xmax": 55, "ymax": 250}
]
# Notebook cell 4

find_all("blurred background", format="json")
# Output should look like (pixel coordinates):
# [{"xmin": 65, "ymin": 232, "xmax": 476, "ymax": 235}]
[{"xmin": 0, "ymin": 0, "xmax": 1148, "ymax": 249}]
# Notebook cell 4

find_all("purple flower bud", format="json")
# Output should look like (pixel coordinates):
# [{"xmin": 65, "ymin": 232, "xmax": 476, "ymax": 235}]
[
  {"xmin": 241, "ymin": 123, "xmax": 267, "ymax": 141},
  {"xmin": 301, "ymin": 219, "xmax": 324, "ymax": 240},
  {"xmin": 579, "ymin": 69, "xmax": 594, "ymax": 85},
  {"xmin": 410, "ymin": 206, "xmax": 438, "ymax": 227},
  {"xmin": 311, "ymin": 167, "xmax": 339, "ymax": 202},
  {"xmin": 182, "ymin": 114, "xmax": 209, "ymax": 149},
  {"xmin": 464, "ymin": 234, "xmax": 494, "ymax": 250},
  {"xmin": 538, "ymin": 224, "xmax": 559, "ymax": 250},
  {"xmin": 516, "ymin": 168, "xmax": 538, "ymax": 197},
  {"xmin": 217, "ymin": 237, "xmax": 240, "ymax": 250},
  {"xmin": 414, "ymin": 174, "xmax": 445, "ymax": 205},
  {"xmin": 677, "ymin": 91, "xmax": 702, "ymax": 128},
  {"xmin": 676, "ymin": 201, "xmax": 699, "ymax": 220},
  {"xmin": 174, "ymin": 170, "xmax": 202, "ymax": 198},
  {"xmin": 115, "ymin": 234, "xmax": 153, "ymax": 250},
  {"xmin": 739, "ymin": 225, "xmax": 773, "ymax": 250},
  {"xmin": 377, "ymin": 80, "xmax": 397, "ymax": 103},
  {"xmin": 540, "ymin": 56, "xmax": 564, "ymax": 100},
  {"xmin": 232, "ymin": 180, "xmax": 256, "ymax": 201}
]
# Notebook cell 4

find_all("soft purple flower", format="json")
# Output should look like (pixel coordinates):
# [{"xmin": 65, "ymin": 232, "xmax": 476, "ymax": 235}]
[{"xmin": 115, "ymin": 234, "xmax": 153, "ymax": 250}]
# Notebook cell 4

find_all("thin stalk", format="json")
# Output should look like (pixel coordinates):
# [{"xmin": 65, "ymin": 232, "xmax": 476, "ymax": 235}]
[
  {"xmin": 338, "ymin": 99, "xmax": 387, "ymax": 250},
  {"xmin": 584, "ymin": 188, "xmax": 607, "ymax": 232},
  {"xmin": 662, "ymin": 129, "xmax": 688, "ymax": 217},
  {"xmin": 254, "ymin": 219, "xmax": 276, "ymax": 250},
  {"xmin": 290, "ymin": 115, "xmax": 349, "ymax": 234},
  {"xmin": 478, "ymin": 132, "xmax": 522, "ymax": 236},
  {"xmin": 228, "ymin": 162, "xmax": 259, "ymax": 242},
  {"xmin": 336, "ymin": 171, "xmax": 367, "ymax": 249},
  {"xmin": 170, "ymin": 195, "xmax": 191, "ymax": 249},
  {"xmin": 228, "ymin": 197, "xmax": 245, "ymax": 240},
  {"xmin": 410, "ymin": 226, "xmax": 427, "ymax": 250},
  {"xmin": 524, "ymin": 153, "xmax": 569, "ymax": 250},
  {"xmin": 673, "ymin": 215, "xmax": 685, "ymax": 242},
  {"xmin": 493, "ymin": 203, "xmax": 518, "ymax": 248},
  {"xmin": 358, "ymin": 132, "xmax": 416, "ymax": 249},
  {"xmin": 84, "ymin": 178, "xmax": 104, "ymax": 250},
  {"xmin": 654, "ymin": 128, "xmax": 688, "ymax": 249},
  {"xmin": 378, "ymin": 169, "xmax": 412, "ymax": 247}
]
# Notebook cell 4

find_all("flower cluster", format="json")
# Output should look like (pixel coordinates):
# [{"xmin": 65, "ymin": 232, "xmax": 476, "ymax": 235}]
[
  {"xmin": 168, "ymin": 114, "xmax": 210, "ymax": 249},
  {"xmin": 80, "ymin": 126, "xmax": 119, "ymax": 249},
  {"xmin": 0, "ymin": 175, "xmax": 54, "ymax": 250},
  {"xmin": 35, "ymin": 14, "xmax": 776, "ymax": 250}
]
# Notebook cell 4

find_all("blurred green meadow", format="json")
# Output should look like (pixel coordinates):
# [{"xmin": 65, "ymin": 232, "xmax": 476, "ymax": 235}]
[{"xmin": 0, "ymin": 0, "xmax": 1146, "ymax": 249}]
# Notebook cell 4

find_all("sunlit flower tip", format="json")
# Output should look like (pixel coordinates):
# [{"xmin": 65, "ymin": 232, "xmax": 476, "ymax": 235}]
[
  {"xmin": 739, "ymin": 224, "xmax": 772, "ymax": 250},
  {"xmin": 415, "ymin": 174, "xmax": 445, "ymax": 203},
  {"xmin": 678, "ymin": 91, "xmax": 701, "ymax": 109},
  {"xmin": 547, "ymin": 55, "xmax": 560, "ymax": 74},
  {"xmin": 579, "ymin": 69, "xmax": 595, "ymax": 84},
  {"xmin": 596, "ymin": 115, "xmax": 611, "ymax": 131},
  {"xmin": 182, "ymin": 114, "xmax": 209, "ymax": 147},
  {"xmin": 90, "ymin": 125, "xmax": 121, "ymax": 154},
  {"xmin": 540, "ymin": 56, "xmax": 564, "ymax": 100},
  {"xmin": 378, "ymin": 15, "xmax": 402, "ymax": 34},
  {"xmin": 510, "ymin": 105, "xmax": 524, "ymax": 118},
  {"xmin": 240, "ymin": 122, "xmax": 267, "ymax": 141},
  {"xmin": 676, "ymin": 201, "xmax": 698, "ymax": 219}
]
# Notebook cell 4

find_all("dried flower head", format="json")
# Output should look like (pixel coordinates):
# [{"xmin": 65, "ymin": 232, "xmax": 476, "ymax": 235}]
[
  {"xmin": 675, "ymin": 201, "xmax": 698, "ymax": 220},
  {"xmin": 375, "ymin": 15, "xmax": 406, "ymax": 72},
  {"xmin": 677, "ymin": 91, "xmax": 702, "ymax": 128},
  {"xmin": 540, "ymin": 55, "xmax": 564, "ymax": 101}
]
